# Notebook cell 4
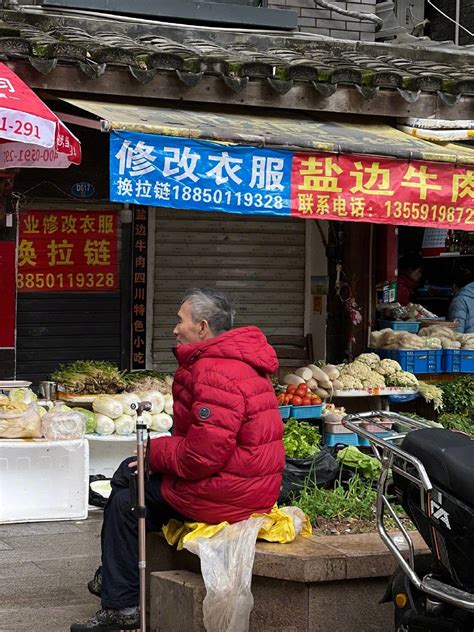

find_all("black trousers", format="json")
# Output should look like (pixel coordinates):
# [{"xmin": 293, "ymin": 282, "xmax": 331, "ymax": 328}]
[{"xmin": 101, "ymin": 457, "xmax": 184, "ymax": 609}]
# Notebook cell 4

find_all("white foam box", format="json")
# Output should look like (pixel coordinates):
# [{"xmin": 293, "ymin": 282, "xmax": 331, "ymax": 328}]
[
  {"xmin": 86, "ymin": 432, "xmax": 171, "ymax": 478},
  {"xmin": 0, "ymin": 439, "xmax": 89, "ymax": 524}
]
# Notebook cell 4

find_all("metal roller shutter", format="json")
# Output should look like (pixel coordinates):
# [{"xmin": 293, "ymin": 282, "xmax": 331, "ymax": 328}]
[{"xmin": 152, "ymin": 208, "xmax": 306, "ymax": 372}]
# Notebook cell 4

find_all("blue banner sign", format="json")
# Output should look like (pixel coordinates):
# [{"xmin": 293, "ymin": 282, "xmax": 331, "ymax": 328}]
[{"xmin": 109, "ymin": 130, "xmax": 292, "ymax": 216}]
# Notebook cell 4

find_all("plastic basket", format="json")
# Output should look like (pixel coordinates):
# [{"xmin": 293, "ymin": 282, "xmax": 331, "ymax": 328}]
[
  {"xmin": 371, "ymin": 348, "xmax": 442, "ymax": 374},
  {"xmin": 378, "ymin": 320, "xmax": 421, "ymax": 333},
  {"xmin": 278, "ymin": 405, "xmax": 291, "ymax": 420},
  {"xmin": 323, "ymin": 419, "xmax": 348, "ymax": 434},
  {"xmin": 359, "ymin": 431, "xmax": 396, "ymax": 447},
  {"xmin": 324, "ymin": 432, "xmax": 359, "ymax": 447},
  {"xmin": 442, "ymin": 349, "xmax": 474, "ymax": 373},
  {"xmin": 360, "ymin": 419, "xmax": 393, "ymax": 432},
  {"xmin": 387, "ymin": 394, "xmax": 419, "ymax": 404},
  {"xmin": 291, "ymin": 404, "xmax": 324, "ymax": 419}
]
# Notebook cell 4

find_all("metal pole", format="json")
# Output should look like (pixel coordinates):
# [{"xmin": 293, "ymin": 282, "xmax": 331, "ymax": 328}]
[
  {"xmin": 455, "ymin": 0, "xmax": 461, "ymax": 45},
  {"xmin": 131, "ymin": 400, "xmax": 152, "ymax": 632}
]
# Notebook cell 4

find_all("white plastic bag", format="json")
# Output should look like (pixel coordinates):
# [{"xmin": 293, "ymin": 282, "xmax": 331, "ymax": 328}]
[
  {"xmin": 0, "ymin": 402, "xmax": 42, "ymax": 438},
  {"xmin": 41, "ymin": 410, "xmax": 85, "ymax": 441},
  {"xmin": 184, "ymin": 517, "xmax": 265, "ymax": 632}
]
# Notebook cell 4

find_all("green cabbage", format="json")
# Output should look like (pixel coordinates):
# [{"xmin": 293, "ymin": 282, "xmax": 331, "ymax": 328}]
[
  {"xmin": 93, "ymin": 395, "xmax": 123, "ymax": 419},
  {"xmin": 114, "ymin": 414, "xmax": 135, "ymax": 435},
  {"xmin": 94, "ymin": 413, "xmax": 115, "ymax": 435},
  {"xmin": 10, "ymin": 388, "xmax": 37, "ymax": 405},
  {"xmin": 75, "ymin": 407, "xmax": 96, "ymax": 434}
]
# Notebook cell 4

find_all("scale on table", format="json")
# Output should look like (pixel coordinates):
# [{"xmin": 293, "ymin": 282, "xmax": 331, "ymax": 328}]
[{"xmin": 0, "ymin": 380, "xmax": 32, "ymax": 395}]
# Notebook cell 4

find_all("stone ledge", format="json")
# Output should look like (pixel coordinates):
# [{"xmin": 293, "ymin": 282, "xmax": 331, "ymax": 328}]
[{"xmin": 147, "ymin": 531, "xmax": 430, "ymax": 584}]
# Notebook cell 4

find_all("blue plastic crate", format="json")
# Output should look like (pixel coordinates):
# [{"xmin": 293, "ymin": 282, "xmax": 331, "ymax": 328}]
[
  {"xmin": 387, "ymin": 394, "xmax": 419, "ymax": 404},
  {"xmin": 291, "ymin": 404, "xmax": 324, "ymax": 420},
  {"xmin": 378, "ymin": 320, "xmax": 421, "ymax": 334},
  {"xmin": 442, "ymin": 349, "xmax": 474, "ymax": 373},
  {"xmin": 371, "ymin": 348, "xmax": 442, "ymax": 374},
  {"xmin": 324, "ymin": 432, "xmax": 359, "ymax": 447},
  {"xmin": 359, "ymin": 431, "xmax": 396, "ymax": 447},
  {"xmin": 278, "ymin": 405, "xmax": 291, "ymax": 420}
]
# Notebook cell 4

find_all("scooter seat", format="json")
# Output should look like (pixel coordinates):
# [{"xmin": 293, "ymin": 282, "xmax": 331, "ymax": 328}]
[{"xmin": 401, "ymin": 428, "xmax": 474, "ymax": 506}]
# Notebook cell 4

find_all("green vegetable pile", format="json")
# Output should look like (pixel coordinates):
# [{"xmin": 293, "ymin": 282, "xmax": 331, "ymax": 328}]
[
  {"xmin": 434, "ymin": 376, "xmax": 474, "ymax": 435},
  {"xmin": 336, "ymin": 446, "xmax": 381, "ymax": 479},
  {"xmin": 283, "ymin": 418, "xmax": 321, "ymax": 459},
  {"xmin": 51, "ymin": 361, "xmax": 126, "ymax": 394}
]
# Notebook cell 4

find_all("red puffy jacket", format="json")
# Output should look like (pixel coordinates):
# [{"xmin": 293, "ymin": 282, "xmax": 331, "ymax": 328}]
[{"xmin": 149, "ymin": 326, "xmax": 285, "ymax": 524}]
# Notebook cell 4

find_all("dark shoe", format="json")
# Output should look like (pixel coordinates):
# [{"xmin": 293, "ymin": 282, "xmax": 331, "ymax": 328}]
[
  {"xmin": 70, "ymin": 607, "xmax": 139, "ymax": 631},
  {"xmin": 87, "ymin": 566, "xmax": 102, "ymax": 598}
]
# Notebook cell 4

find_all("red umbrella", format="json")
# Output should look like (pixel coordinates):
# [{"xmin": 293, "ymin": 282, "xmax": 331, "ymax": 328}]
[{"xmin": 0, "ymin": 63, "xmax": 81, "ymax": 169}]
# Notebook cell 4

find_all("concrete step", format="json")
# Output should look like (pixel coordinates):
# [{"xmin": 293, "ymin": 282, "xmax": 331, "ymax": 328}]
[{"xmin": 150, "ymin": 569, "xmax": 394, "ymax": 632}]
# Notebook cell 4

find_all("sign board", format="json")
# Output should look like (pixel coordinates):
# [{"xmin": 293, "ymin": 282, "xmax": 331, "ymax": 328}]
[
  {"xmin": 130, "ymin": 207, "xmax": 148, "ymax": 370},
  {"xmin": 110, "ymin": 131, "xmax": 474, "ymax": 231},
  {"xmin": 17, "ymin": 210, "xmax": 119, "ymax": 292}
]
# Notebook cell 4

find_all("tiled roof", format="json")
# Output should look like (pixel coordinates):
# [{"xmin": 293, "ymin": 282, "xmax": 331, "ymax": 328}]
[{"xmin": 0, "ymin": 13, "xmax": 473, "ymax": 104}]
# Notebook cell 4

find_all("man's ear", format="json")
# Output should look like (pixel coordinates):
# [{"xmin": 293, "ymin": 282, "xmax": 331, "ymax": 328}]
[{"xmin": 200, "ymin": 320, "xmax": 212, "ymax": 339}]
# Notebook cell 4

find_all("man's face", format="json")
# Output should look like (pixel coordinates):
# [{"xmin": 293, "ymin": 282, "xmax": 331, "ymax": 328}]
[{"xmin": 173, "ymin": 300, "xmax": 205, "ymax": 345}]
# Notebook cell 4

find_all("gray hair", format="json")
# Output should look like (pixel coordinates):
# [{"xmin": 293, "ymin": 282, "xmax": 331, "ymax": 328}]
[{"xmin": 181, "ymin": 288, "xmax": 235, "ymax": 334}]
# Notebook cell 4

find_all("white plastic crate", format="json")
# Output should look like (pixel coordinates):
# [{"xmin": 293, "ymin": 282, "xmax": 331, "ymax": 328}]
[
  {"xmin": 0, "ymin": 439, "xmax": 89, "ymax": 524},
  {"xmin": 86, "ymin": 432, "xmax": 171, "ymax": 478}
]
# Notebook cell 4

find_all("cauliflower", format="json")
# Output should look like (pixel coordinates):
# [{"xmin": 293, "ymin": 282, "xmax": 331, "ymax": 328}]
[
  {"xmin": 341, "ymin": 361, "xmax": 371, "ymax": 380},
  {"xmin": 356, "ymin": 353, "xmax": 381, "ymax": 369},
  {"xmin": 362, "ymin": 371, "xmax": 386, "ymax": 388},
  {"xmin": 386, "ymin": 371, "xmax": 418, "ymax": 388},
  {"xmin": 339, "ymin": 374, "xmax": 364, "ymax": 390},
  {"xmin": 375, "ymin": 358, "xmax": 402, "ymax": 376}
]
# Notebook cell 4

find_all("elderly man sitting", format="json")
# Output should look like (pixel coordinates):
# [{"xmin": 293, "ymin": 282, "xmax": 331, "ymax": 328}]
[{"xmin": 71, "ymin": 287, "xmax": 285, "ymax": 631}]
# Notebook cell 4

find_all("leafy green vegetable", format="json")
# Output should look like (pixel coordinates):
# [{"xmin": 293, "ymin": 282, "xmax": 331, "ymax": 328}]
[
  {"xmin": 75, "ymin": 407, "xmax": 96, "ymax": 434},
  {"xmin": 283, "ymin": 418, "xmax": 321, "ymax": 459},
  {"xmin": 436, "ymin": 376, "xmax": 474, "ymax": 416},
  {"xmin": 437, "ymin": 413, "xmax": 474, "ymax": 436},
  {"xmin": 336, "ymin": 446, "xmax": 381, "ymax": 479},
  {"xmin": 51, "ymin": 361, "xmax": 126, "ymax": 394}
]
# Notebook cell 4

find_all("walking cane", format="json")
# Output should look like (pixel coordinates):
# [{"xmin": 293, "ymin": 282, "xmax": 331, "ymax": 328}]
[{"xmin": 131, "ymin": 400, "xmax": 152, "ymax": 632}]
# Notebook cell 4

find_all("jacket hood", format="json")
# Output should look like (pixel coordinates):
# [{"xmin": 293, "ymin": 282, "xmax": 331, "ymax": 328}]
[
  {"xmin": 174, "ymin": 326, "xmax": 278, "ymax": 374},
  {"xmin": 458, "ymin": 282, "xmax": 474, "ymax": 300}
]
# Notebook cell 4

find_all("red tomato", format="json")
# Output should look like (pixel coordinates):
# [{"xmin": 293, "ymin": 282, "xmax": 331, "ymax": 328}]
[
  {"xmin": 292, "ymin": 395, "xmax": 303, "ymax": 406},
  {"xmin": 302, "ymin": 396, "xmax": 312, "ymax": 405},
  {"xmin": 287, "ymin": 394, "xmax": 294, "ymax": 403},
  {"xmin": 296, "ymin": 384, "xmax": 308, "ymax": 396},
  {"xmin": 283, "ymin": 395, "xmax": 291, "ymax": 405},
  {"xmin": 311, "ymin": 396, "xmax": 322, "ymax": 405},
  {"xmin": 286, "ymin": 384, "xmax": 298, "ymax": 394},
  {"xmin": 276, "ymin": 393, "xmax": 286, "ymax": 405}
]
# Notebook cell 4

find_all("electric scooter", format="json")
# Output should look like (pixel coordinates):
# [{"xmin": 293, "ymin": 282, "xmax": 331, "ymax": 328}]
[{"xmin": 343, "ymin": 411, "xmax": 474, "ymax": 632}]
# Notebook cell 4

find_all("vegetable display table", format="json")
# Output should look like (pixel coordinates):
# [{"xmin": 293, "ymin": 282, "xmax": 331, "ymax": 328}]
[{"xmin": 332, "ymin": 388, "xmax": 418, "ymax": 411}]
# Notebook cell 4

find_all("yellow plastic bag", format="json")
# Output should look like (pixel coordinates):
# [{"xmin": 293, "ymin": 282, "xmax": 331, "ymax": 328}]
[{"xmin": 163, "ymin": 505, "xmax": 312, "ymax": 550}]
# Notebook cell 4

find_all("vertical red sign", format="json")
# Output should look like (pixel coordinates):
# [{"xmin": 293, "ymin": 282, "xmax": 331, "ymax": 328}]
[{"xmin": 0, "ymin": 241, "xmax": 16, "ymax": 347}]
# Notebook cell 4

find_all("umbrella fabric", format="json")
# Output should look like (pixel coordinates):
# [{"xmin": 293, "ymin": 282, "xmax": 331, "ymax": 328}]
[{"xmin": 0, "ymin": 63, "xmax": 81, "ymax": 167}]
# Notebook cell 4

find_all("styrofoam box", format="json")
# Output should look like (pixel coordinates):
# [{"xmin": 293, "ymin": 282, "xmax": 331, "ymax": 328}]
[
  {"xmin": 86, "ymin": 432, "xmax": 171, "ymax": 478},
  {"xmin": 0, "ymin": 439, "xmax": 89, "ymax": 524}
]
